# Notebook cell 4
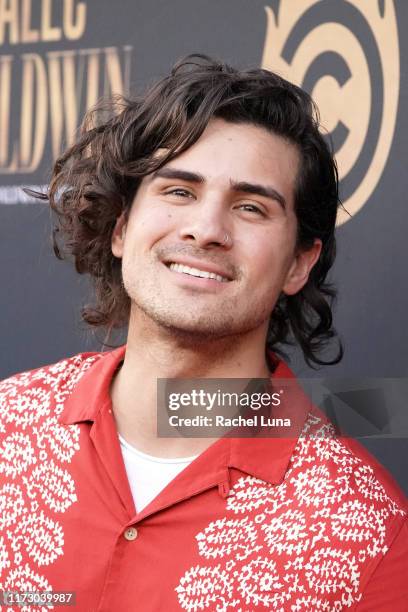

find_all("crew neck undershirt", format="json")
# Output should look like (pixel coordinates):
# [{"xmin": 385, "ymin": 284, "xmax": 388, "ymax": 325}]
[{"xmin": 118, "ymin": 434, "xmax": 198, "ymax": 513}]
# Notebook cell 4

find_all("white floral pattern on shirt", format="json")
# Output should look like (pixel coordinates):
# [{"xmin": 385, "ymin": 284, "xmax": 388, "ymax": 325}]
[
  {"xmin": 175, "ymin": 414, "xmax": 406, "ymax": 611},
  {"xmin": 0, "ymin": 354, "xmax": 102, "ymax": 611}
]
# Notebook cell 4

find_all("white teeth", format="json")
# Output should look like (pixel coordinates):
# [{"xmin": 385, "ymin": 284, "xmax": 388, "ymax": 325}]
[{"xmin": 168, "ymin": 263, "xmax": 228, "ymax": 282}]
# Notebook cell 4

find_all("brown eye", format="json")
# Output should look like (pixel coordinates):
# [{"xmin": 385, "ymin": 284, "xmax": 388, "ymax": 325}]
[
  {"xmin": 239, "ymin": 204, "xmax": 265, "ymax": 216},
  {"xmin": 165, "ymin": 188, "xmax": 193, "ymax": 198}
]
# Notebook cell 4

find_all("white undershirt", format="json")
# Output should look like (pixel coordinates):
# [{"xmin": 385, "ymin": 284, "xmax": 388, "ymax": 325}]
[{"xmin": 118, "ymin": 434, "xmax": 198, "ymax": 513}]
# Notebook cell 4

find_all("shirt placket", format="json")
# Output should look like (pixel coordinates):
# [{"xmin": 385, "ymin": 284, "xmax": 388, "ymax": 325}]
[{"xmin": 91, "ymin": 405, "xmax": 231, "ymax": 611}]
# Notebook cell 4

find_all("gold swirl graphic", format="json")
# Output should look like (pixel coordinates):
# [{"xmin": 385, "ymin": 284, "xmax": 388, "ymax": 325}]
[{"xmin": 261, "ymin": 0, "xmax": 399, "ymax": 225}]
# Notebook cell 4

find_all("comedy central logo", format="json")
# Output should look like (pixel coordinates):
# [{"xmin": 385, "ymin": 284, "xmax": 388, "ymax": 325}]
[{"xmin": 261, "ymin": 0, "xmax": 399, "ymax": 225}]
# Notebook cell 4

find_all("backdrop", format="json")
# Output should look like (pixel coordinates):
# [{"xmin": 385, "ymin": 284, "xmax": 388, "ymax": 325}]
[{"xmin": 0, "ymin": 0, "xmax": 407, "ymax": 491}]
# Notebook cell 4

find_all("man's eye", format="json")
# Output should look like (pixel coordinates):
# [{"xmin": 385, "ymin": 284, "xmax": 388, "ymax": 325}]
[
  {"xmin": 165, "ymin": 188, "xmax": 193, "ymax": 198},
  {"xmin": 239, "ymin": 203, "xmax": 265, "ymax": 216}
]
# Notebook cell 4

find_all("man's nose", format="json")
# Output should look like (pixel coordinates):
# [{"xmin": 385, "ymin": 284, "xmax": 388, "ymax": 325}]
[{"xmin": 178, "ymin": 199, "xmax": 232, "ymax": 249}]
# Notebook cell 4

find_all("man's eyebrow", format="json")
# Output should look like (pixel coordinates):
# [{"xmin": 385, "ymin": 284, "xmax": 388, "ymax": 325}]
[
  {"xmin": 230, "ymin": 180, "xmax": 286, "ymax": 210},
  {"xmin": 151, "ymin": 167, "xmax": 286, "ymax": 209},
  {"xmin": 151, "ymin": 168, "xmax": 205, "ymax": 183}
]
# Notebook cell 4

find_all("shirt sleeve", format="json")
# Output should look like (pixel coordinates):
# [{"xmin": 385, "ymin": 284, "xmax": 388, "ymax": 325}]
[{"xmin": 356, "ymin": 518, "xmax": 408, "ymax": 611}]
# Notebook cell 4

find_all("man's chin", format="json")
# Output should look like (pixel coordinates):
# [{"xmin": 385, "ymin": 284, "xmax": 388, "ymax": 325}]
[
  {"xmin": 155, "ymin": 319, "xmax": 234, "ymax": 343},
  {"xmin": 129, "ymin": 300, "xmax": 241, "ymax": 341}
]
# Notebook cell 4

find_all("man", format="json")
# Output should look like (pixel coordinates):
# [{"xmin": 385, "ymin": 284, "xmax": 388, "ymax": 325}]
[{"xmin": 1, "ymin": 55, "xmax": 406, "ymax": 610}]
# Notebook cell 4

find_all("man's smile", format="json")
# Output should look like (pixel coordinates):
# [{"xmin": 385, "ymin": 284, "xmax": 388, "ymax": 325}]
[
  {"xmin": 163, "ymin": 261, "xmax": 232, "ymax": 290},
  {"xmin": 168, "ymin": 263, "xmax": 229, "ymax": 282},
  {"xmin": 161, "ymin": 255, "xmax": 234, "ymax": 281}
]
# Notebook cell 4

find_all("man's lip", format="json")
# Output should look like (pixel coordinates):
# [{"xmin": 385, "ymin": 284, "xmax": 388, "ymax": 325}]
[{"xmin": 162, "ymin": 257, "xmax": 233, "ymax": 281}]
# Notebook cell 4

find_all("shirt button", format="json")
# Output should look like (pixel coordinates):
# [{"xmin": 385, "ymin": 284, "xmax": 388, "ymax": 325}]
[{"xmin": 124, "ymin": 527, "xmax": 138, "ymax": 541}]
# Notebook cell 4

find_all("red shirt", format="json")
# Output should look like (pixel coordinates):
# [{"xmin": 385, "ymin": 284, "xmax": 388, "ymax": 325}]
[{"xmin": 0, "ymin": 345, "xmax": 407, "ymax": 611}]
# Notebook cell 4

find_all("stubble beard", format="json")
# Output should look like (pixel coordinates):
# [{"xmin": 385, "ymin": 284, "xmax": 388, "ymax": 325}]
[{"xmin": 122, "ymin": 265, "xmax": 273, "ymax": 349}]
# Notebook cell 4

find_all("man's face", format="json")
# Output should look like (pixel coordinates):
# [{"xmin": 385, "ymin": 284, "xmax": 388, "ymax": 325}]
[{"xmin": 112, "ymin": 119, "xmax": 321, "ymax": 342}]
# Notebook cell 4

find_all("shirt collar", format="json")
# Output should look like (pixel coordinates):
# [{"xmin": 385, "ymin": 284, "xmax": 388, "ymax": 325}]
[
  {"xmin": 59, "ymin": 345, "xmax": 127, "ymax": 424},
  {"xmin": 226, "ymin": 355, "xmax": 311, "ymax": 484},
  {"xmin": 59, "ymin": 344, "xmax": 311, "ymax": 486}
]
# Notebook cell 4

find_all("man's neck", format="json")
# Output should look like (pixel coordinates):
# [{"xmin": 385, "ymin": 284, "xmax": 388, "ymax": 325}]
[{"xmin": 110, "ymin": 313, "xmax": 272, "ymax": 459}]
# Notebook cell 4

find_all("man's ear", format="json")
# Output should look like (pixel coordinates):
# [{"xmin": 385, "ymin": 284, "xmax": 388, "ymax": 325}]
[
  {"xmin": 282, "ymin": 239, "xmax": 322, "ymax": 296},
  {"xmin": 111, "ymin": 212, "xmax": 128, "ymax": 258}
]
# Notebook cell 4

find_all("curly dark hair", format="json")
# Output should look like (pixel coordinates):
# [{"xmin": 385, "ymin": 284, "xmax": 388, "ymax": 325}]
[{"xmin": 31, "ymin": 54, "xmax": 343, "ymax": 368}]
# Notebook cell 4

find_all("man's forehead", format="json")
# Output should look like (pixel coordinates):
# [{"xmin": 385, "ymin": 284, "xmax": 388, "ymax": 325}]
[
  {"xmin": 144, "ymin": 123, "xmax": 299, "ymax": 209},
  {"xmin": 149, "ymin": 118, "xmax": 299, "ymax": 165}
]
